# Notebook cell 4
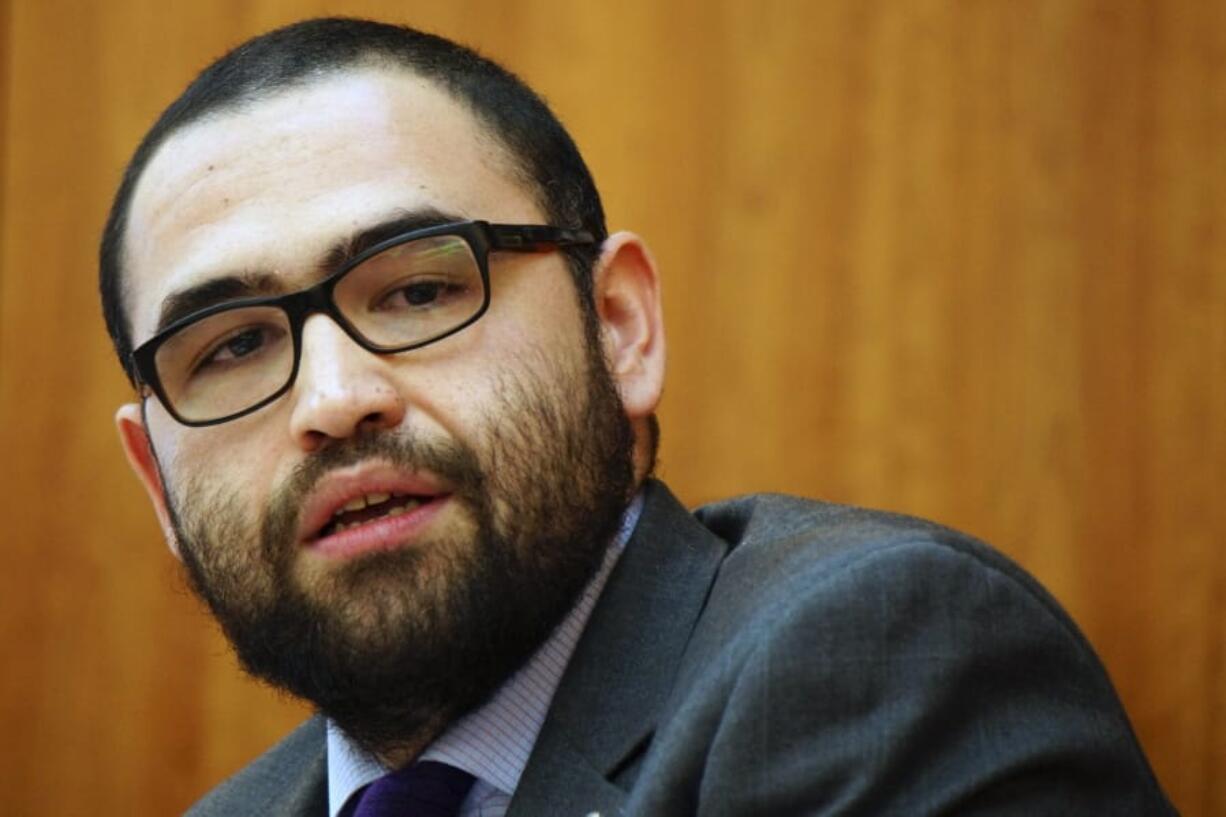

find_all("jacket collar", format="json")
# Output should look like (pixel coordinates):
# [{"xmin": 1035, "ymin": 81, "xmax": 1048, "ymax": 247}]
[{"xmin": 508, "ymin": 479, "xmax": 728, "ymax": 816}]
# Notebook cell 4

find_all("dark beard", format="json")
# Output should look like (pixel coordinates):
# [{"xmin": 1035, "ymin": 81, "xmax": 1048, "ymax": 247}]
[{"xmin": 166, "ymin": 342, "xmax": 635, "ymax": 761}]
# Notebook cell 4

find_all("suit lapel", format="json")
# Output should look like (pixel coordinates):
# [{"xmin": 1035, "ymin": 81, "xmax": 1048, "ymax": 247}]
[
  {"xmin": 273, "ymin": 745, "xmax": 327, "ymax": 817},
  {"xmin": 186, "ymin": 716, "xmax": 327, "ymax": 817},
  {"xmin": 509, "ymin": 480, "xmax": 728, "ymax": 816}
]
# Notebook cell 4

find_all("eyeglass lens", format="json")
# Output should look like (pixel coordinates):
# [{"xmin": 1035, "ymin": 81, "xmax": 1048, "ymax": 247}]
[{"xmin": 153, "ymin": 234, "xmax": 484, "ymax": 422}]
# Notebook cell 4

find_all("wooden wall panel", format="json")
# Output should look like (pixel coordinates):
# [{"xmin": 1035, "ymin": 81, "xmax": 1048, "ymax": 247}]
[
  {"xmin": 0, "ymin": 1, "xmax": 1221, "ymax": 814},
  {"xmin": 0, "ymin": 0, "xmax": 7, "ymax": 242}
]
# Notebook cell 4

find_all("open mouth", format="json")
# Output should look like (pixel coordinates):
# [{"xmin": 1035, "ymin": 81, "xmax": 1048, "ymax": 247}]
[{"xmin": 317, "ymin": 492, "xmax": 436, "ymax": 539}]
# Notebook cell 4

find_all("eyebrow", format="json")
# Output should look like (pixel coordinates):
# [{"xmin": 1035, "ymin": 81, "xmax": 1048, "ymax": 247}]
[{"xmin": 152, "ymin": 207, "xmax": 464, "ymax": 335}]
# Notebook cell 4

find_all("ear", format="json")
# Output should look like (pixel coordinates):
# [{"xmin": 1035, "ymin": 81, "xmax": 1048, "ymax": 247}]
[
  {"xmin": 115, "ymin": 402, "xmax": 182, "ymax": 560},
  {"xmin": 591, "ymin": 231, "xmax": 666, "ymax": 421}
]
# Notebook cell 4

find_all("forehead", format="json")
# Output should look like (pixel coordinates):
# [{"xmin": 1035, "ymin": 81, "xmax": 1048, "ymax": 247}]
[{"xmin": 123, "ymin": 66, "xmax": 541, "ymax": 342}]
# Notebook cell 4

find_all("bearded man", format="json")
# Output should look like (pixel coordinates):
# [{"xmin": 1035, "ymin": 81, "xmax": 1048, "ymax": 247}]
[{"xmin": 102, "ymin": 17, "xmax": 1175, "ymax": 817}]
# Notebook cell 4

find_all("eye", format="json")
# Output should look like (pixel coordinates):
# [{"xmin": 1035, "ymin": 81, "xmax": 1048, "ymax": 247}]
[
  {"xmin": 374, "ymin": 276, "xmax": 469, "ymax": 311},
  {"xmin": 193, "ymin": 324, "xmax": 285, "ymax": 374}
]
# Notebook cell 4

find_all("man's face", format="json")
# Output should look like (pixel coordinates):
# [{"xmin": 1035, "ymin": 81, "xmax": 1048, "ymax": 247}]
[{"xmin": 118, "ymin": 67, "xmax": 636, "ymax": 760}]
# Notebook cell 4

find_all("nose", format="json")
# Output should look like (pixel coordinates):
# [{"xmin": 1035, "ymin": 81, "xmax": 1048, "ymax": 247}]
[{"xmin": 288, "ymin": 314, "xmax": 407, "ymax": 450}]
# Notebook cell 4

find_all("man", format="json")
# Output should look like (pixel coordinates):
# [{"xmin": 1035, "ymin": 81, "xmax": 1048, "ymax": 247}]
[{"xmin": 102, "ymin": 17, "xmax": 1174, "ymax": 817}]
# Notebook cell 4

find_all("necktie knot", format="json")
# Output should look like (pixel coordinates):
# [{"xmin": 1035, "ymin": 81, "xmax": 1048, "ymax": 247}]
[{"xmin": 345, "ymin": 760, "xmax": 476, "ymax": 817}]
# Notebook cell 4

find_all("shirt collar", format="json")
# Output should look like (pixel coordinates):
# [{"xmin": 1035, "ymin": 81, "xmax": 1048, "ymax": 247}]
[{"xmin": 327, "ymin": 493, "xmax": 644, "ymax": 816}]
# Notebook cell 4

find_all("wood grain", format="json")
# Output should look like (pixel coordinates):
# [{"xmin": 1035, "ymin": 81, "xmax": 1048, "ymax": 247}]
[{"xmin": 0, "ymin": 1, "xmax": 1221, "ymax": 814}]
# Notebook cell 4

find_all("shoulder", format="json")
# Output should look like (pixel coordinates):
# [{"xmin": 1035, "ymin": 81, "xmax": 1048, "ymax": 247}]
[
  {"xmin": 687, "ymin": 492, "xmax": 1112, "ymax": 699},
  {"xmin": 696, "ymin": 491, "xmax": 1019, "ymax": 574},
  {"xmin": 654, "ymin": 493, "xmax": 1175, "ymax": 814},
  {"xmin": 693, "ymin": 492, "xmax": 1076, "ymax": 638},
  {"xmin": 185, "ymin": 716, "xmax": 327, "ymax": 817}
]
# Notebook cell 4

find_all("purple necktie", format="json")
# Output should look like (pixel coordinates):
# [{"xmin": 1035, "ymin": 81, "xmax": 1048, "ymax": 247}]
[{"xmin": 343, "ymin": 760, "xmax": 476, "ymax": 817}]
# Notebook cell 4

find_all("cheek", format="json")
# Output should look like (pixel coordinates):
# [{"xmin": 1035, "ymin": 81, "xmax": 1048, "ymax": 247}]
[
  {"xmin": 488, "ymin": 258, "xmax": 589, "ymax": 341},
  {"xmin": 150, "ymin": 410, "xmax": 284, "ymax": 511},
  {"xmin": 399, "ymin": 361, "xmax": 500, "ymax": 451},
  {"xmin": 398, "ymin": 306, "xmax": 586, "ymax": 440}
]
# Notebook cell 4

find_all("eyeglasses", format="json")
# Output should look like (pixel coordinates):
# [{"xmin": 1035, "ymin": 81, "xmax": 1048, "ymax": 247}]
[{"xmin": 131, "ymin": 220, "xmax": 596, "ymax": 427}]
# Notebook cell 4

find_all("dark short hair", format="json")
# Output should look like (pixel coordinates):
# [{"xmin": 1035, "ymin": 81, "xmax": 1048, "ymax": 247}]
[{"xmin": 99, "ymin": 17, "xmax": 608, "ymax": 385}]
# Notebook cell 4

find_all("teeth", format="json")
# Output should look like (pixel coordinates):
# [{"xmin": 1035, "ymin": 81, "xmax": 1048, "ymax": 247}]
[
  {"xmin": 327, "ymin": 495, "xmax": 426, "ymax": 533},
  {"xmin": 335, "ymin": 492, "xmax": 394, "ymax": 517},
  {"xmin": 385, "ymin": 498, "xmax": 423, "ymax": 517}
]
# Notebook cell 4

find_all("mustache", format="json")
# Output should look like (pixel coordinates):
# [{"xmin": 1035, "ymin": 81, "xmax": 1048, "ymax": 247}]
[{"xmin": 260, "ymin": 430, "xmax": 487, "ymax": 556}]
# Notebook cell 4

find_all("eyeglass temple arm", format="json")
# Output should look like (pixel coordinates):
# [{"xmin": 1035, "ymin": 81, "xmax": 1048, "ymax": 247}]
[{"xmin": 488, "ymin": 224, "xmax": 596, "ymax": 251}]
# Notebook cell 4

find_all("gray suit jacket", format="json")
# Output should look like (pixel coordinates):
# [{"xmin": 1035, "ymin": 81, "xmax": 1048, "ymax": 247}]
[{"xmin": 187, "ymin": 480, "xmax": 1176, "ymax": 815}]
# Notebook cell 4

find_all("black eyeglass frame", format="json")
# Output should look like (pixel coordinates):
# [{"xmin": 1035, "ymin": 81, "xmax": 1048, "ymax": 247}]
[{"xmin": 131, "ymin": 220, "xmax": 596, "ymax": 427}]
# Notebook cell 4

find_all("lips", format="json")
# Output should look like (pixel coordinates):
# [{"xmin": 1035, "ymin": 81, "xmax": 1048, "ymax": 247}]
[{"xmin": 297, "ymin": 464, "xmax": 452, "ymax": 558}]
